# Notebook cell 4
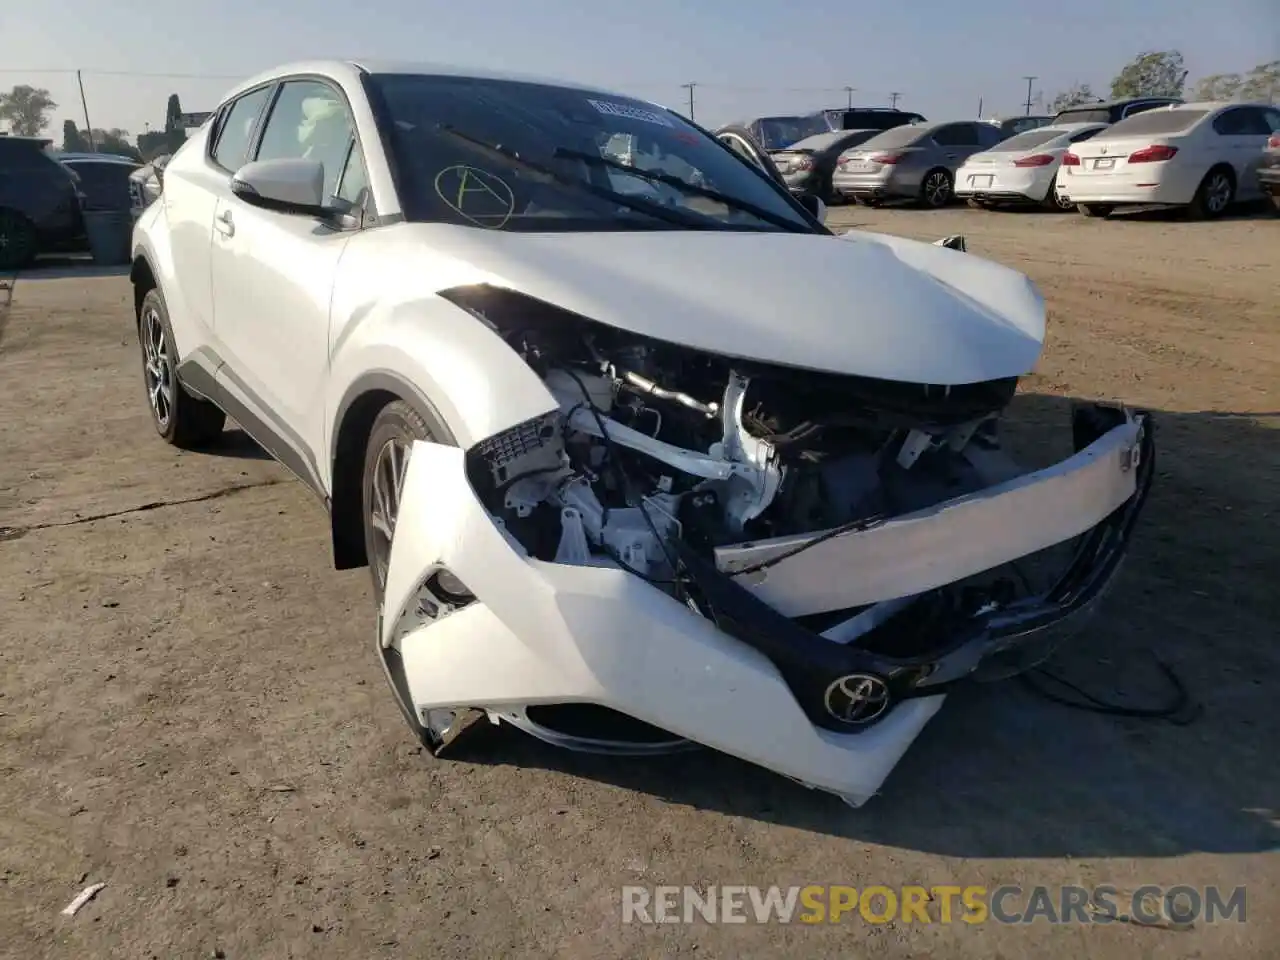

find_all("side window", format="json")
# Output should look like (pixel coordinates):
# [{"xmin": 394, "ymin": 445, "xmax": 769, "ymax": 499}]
[
  {"xmin": 254, "ymin": 79, "xmax": 360, "ymax": 200},
  {"xmin": 1262, "ymin": 109, "xmax": 1280, "ymax": 134},
  {"xmin": 933, "ymin": 124, "xmax": 976, "ymax": 147},
  {"xmin": 211, "ymin": 86, "xmax": 273, "ymax": 170},
  {"xmin": 1212, "ymin": 108, "xmax": 1262, "ymax": 136},
  {"xmin": 335, "ymin": 142, "xmax": 368, "ymax": 206},
  {"xmin": 1069, "ymin": 127, "xmax": 1103, "ymax": 144}
]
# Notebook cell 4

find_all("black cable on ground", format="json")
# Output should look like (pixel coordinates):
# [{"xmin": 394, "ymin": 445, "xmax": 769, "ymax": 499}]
[{"xmin": 1020, "ymin": 653, "xmax": 1202, "ymax": 725}]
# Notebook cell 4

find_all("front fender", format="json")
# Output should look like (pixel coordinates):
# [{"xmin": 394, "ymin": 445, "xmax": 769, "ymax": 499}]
[{"xmin": 326, "ymin": 294, "xmax": 558, "ymax": 486}]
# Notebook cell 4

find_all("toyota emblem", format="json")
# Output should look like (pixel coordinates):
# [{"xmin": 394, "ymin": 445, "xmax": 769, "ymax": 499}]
[{"xmin": 823, "ymin": 674, "xmax": 891, "ymax": 725}]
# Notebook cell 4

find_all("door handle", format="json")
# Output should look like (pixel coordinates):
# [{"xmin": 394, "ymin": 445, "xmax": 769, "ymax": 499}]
[{"xmin": 214, "ymin": 210, "xmax": 235, "ymax": 238}]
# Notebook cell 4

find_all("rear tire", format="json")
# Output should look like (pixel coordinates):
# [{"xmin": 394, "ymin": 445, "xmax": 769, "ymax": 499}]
[
  {"xmin": 1187, "ymin": 166, "xmax": 1234, "ymax": 220},
  {"xmin": 1044, "ymin": 175, "xmax": 1074, "ymax": 212},
  {"xmin": 137, "ymin": 289, "xmax": 226, "ymax": 447},
  {"xmin": 0, "ymin": 208, "xmax": 37, "ymax": 271},
  {"xmin": 1077, "ymin": 203, "xmax": 1113, "ymax": 218},
  {"xmin": 920, "ymin": 168, "xmax": 953, "ymax": 208}
]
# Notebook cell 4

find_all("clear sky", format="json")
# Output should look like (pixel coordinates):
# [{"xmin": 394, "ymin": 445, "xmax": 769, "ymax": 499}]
[{"xmin": 4, "ymin": 0, "xmax": 1278, "ymax": 138}]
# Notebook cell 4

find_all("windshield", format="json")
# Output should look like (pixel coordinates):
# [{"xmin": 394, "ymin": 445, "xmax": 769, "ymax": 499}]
[
  {"xmin": 991, "ymin": 127, "xmax": 1065, "ymax": 151},
  {"xmin": 755, "ymin": 115, "xmax": 831, "ymax": 149},
  {"xmin": 368, "ymin": 74, "xmax": 815, "ymax": 233}
]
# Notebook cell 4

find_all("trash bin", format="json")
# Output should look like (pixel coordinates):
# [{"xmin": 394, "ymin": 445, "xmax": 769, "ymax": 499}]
[{"xmin": 82, "ymin": 209, "xmax": 134, "ymax": 266}]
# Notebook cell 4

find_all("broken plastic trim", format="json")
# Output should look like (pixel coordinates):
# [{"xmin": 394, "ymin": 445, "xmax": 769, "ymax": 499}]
[{"xmin": 676, "ymin": 404, "xmax": 1155, "ymax": 733}]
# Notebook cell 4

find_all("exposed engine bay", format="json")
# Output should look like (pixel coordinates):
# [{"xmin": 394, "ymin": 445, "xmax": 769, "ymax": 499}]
[{"xmin": 446, "ymin": 286, "xmax": 1083, "ymax": 667}]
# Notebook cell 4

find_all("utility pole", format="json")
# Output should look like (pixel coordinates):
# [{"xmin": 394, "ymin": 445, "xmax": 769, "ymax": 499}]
[
  {"xmin": 888, "ymin": 91, "xmax": 901, "ymax": 108},
  {"xmin": 680, "ymin": 82, "xmax": 696, "ymax": 121},
  {"xmin": 76, "ymin": 69, "xmax": 96, "ymax": 151},
  {"xmin": 843, "ymin": 85, "xmax": 855, "ymax": 109},
  {"xmin": 1022, "ymin": 76, "xmax": 1037, "ymax": 116},
  {"xmin": 977, "ymin": 97, "xmax": 983, "ymax": 119}
]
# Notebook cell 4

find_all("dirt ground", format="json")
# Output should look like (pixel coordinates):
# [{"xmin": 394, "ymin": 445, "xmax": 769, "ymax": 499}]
[{"xmin": 1, "ymin": 204, "xmax": 1277, "ymax": 960}]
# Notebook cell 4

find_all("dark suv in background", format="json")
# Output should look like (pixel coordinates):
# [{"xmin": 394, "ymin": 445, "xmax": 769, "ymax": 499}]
[
  {"xmin": 1051, "ymin": 96, "xmax": 1183, "ymax": 125},
  {"xmin": 0, "ymin": 135, "xmax": 85, "ymax": 270}
]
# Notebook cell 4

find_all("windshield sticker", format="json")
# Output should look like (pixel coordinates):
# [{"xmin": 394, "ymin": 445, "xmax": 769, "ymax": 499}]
[
  {"xmin": 587, "ymin": 98, "xmax": 673, "ymax": 128},
  {"xmin": 433, "ymin": 165, "xmax": 515, "ymax": 228}
]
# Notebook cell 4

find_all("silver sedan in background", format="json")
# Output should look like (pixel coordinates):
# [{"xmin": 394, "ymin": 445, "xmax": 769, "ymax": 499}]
[{"xmin": 832, "ymin": 121, "xmax": 1007, "ymax": 207}]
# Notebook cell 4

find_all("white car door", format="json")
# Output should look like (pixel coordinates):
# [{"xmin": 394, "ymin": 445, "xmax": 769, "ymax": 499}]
[
  {"xmin": 1211, "ymin": 106, "xmax": 1271, "ymax": 201},
  {"xmin": 162, "ymin": 85, "xmax": 272, "ymax": 348},
  {"xmin": 209, "ymin": 78, "xmax": 369, "ymax": 478}
]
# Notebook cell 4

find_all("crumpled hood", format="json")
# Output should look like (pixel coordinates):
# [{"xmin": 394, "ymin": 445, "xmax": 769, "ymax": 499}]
[{"xmin": 426, "ymin": 226, "xmax": 1046, "ymax": 385}]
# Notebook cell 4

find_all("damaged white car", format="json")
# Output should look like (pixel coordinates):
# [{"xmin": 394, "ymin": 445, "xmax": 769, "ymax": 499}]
[{"xmin": 130, "ymin": 60, "xmax": 1154, "ymax": 807}]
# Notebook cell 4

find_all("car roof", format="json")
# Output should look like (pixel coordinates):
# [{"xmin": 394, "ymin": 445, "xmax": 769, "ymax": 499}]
[
  {"xmin": 55, "ymin": 152, "xmax": 140, "ymax": 164},
  {"xmin": 1057, "ymin": 96, "xmax": 1180, "ymax": 111},
  {"xmin": 223, "ymin": 59, "xmax": 627, "ymax": 104}
]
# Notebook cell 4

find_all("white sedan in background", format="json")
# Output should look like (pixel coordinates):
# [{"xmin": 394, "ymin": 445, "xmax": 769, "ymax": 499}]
[
  {"xmin": 1059, "ymin": 101, "xmax": 1280, "ymax": 219},
  {"xmin": 955, "ymin": 123, "xmax": 1108, "ymax": 210}
]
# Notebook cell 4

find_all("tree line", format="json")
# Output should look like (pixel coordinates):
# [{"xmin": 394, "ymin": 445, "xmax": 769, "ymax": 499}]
[
  {"xmin": 0, "ymin": 87, "xmax": 188, "ymax": 161},
  {"xmin": 2, "ymin": 52, "xmax": 1278, "ymax": 150},
  {"xmin": 1049, "ymin": 51, "xmax": 1279, "ymax": 112}
]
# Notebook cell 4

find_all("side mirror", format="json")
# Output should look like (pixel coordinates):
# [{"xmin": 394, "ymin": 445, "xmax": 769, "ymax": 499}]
[
  {"xmin": 230, "ymin": 158, "xmax": 327, "ymax": 216},
  {"xmin": 797, "ymin": 193, "xmax": 828, "ymax": 223}
]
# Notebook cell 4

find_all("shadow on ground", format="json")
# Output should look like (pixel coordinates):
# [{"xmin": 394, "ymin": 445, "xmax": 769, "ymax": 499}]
[
  {"xmin": 16, "ymin": 257, "xmax": 131, "ymax": 281},
  {"xmin": 427, "ymin": 393, "xmax": 1280, "ymax": 860}
]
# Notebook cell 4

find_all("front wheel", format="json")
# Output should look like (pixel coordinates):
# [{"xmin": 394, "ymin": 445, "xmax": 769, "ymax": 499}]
[
  {"xmin": 137, "ymin": 289, "xmax": 226, "ymax": 447},
  {"xmin": 920, "ymin": 168, "xmax": 953, "ymax": 208},
  {"xmin": 361, "ymin": 400, "xmax": 465, "ymax": 751}
]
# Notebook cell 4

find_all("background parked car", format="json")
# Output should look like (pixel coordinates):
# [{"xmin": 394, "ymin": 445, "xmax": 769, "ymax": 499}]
[
  {"xmin": 956, "ymin": 122, "xmax": 1108, "ymax": 210},
  {"xmin": 129, "ymin": 154, "xmax": 172, "ymax": 221},
  {"xmin": 770, "ymin": 129, "xmax": 881, "ymax": 201},
  {"xmin": 831, "ymin": 120, "xmax": 1006, "ymax": 207},
  {"xmin": 717, "ymin": 114, "xmax": 833, "ymax": 152},
  {"xmin": 1060, "ymin": 101, "xmax": 1280, "ymax": 219},
  {"xmin": 821, "ymin": 107, "xmax": 928, "ymax": 132},
  {"xmin": 1259, "ymin": 130, "xmax": 1280, "ymax": 211},
  {"xmin": 987, "ymin": 115, "xmax": 1055, "ymax": 137},
  {"xmin": 54, "ymin": 152, "xmax": 141, "ymax": 214},
  {"xmin": 0, "ymin": 136, "xmax": 85, "ymax": 270},
  {"xmin": 1051, "ymin": 96, "xmax": 1183, "ymax": 126}
]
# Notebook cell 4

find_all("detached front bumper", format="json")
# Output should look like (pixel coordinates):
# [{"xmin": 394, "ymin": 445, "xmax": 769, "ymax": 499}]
[{"xmin": 380, "ymin": 404, "xmax": 1154, "ymax": 806}]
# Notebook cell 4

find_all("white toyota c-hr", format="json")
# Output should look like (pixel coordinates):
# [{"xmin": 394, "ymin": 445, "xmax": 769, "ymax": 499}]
[{"xmin": 129, "ymin": 59, "xmax": 1154, "ymax": 807}]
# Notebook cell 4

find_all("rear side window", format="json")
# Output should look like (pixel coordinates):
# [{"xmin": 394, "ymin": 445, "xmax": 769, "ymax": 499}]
[
  {"xmin": 932, "ymin": 123, "xmax": 980, "ymax": 146},
  {"xmin": 1103, "ymin": 109, "xmax": 1206, "ymax": 137},
  {"xmin": 1213, "ymin": 107, "xmax": 1272, "ymax": 136},
  {"xmin": 211, "ymin": 86, "xmax": 273, "ymax": 170}
]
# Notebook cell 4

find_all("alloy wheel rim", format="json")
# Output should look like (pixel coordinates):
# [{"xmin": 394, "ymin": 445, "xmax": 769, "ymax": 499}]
[
  {"xmin": 141, "ymin": 307, "xmax": 174, "ymax": 429},
  {"xmin": 369, "ymin": 437, "xmax": 410, "ymax": 592},
  {"xmin": 1206, "ymin": 175, "xmax": 1231, "ymax": 213},
  {"xmin": 927, "ymin": 173, "xmax": 950, "ymax": 206}
]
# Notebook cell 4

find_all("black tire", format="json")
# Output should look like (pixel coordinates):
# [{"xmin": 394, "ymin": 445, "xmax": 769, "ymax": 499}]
[
  {"xmin": 1270, "ymin": 194, "xmax": 1280, "ymax": 215},
  {"xmin": 1187, "ymin": 166, "xmax": 1235, "ymax": 221},
  {"xmin": 0, "ymin": 208, "xmax": 38, "ymax": 271},
  {"xmin": 920, "ymin": 168, "xmax": 953, "ymax": 208},
  {"xmin": 1077, "ymin": 203, "xmax": 1113, "ymax": 218},
  {"xmin": 137, "ymin": 288, "xmax": 226, "ymax": 447}
]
